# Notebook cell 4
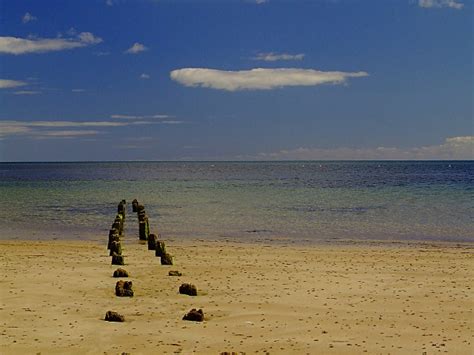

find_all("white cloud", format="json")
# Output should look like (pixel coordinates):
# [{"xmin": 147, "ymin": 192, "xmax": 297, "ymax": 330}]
[
  {"xmin": 254, "ymin": 136, "xmax": 474, "ymax": 160},
  {"xmin": 253, "ymin": 52, "xmax": 305, "ymax": 61},
  {"xmin": 170, "ymin": 68, "xmax": 368, "ymax": 91},
  {"xmin": 125, "ymin": 42, "xmax": 148, "ymax": 54},
  {"xmin": 0, "ymin": 32, "xmax": 102, "ymax": 55},
  {"xmin": 0, "ymin": 79, "xmax": 27, "ymax": 89},
  {"xmin": 34, "ymin": 130, "xmax": 100, "ymax": 138},
  {"xmin": 0, "ymin": 119, "xmax": 174, "ymax": 140},
  {"xmin": 140, "ymin": 73, "xmax": 151, "ymax": 79},
  {"xmin": 22, "ymin": 12, "xmax": 37, "ymax": 24},
  {"xmin": 13, "ymin": 90, "xmax": 41, "ymax": 95},
  {"xmin": 255, "ymin": 0, "xmax": 268, "ymax": 4},
  {"xmin": 111, "ymin": 114, "xmax": 171, "ymax": 119},
  {"xmin": 76, "ymin": 32, "xmax": 101, "ymax": 44},
  {"xmin": 418, "ymin": 0, "xmax": 464, "ymax": 9},
  {"xmin": 0, "ymin": 120, "xmax": 126, "ymax": 129},
  {"xmin": 0, "ymin": 126, "xmax": 32, "ymax": 136}
]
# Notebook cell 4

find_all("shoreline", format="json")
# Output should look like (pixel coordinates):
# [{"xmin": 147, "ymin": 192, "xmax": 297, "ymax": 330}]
[
  {"xmin": 1, "ymin": 234, "xmax": 473, "ymax": 248},
  {"xmin": 1, "ymin": 238, "xmax": 472, "ymax": 354}
]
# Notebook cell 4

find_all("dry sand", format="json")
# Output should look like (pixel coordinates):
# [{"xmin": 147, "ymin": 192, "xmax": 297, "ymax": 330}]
[{"xmin": 0, "ymin": 238, "xmax": 472, "ymax": 354}]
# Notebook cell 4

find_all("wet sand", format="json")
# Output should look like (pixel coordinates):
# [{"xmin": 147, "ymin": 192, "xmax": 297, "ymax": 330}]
[{"xmin": 0, "ymin": 239, "xmax": 472, "ymax": 354}]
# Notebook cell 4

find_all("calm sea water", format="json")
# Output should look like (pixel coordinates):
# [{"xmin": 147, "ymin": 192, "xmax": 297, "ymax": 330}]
[{"xmin": 0, "ymin": 161, "xmax": 472, "ymax": 243}]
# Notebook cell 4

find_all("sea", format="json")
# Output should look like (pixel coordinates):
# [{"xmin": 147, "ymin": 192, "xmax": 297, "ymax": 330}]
[{"xmin": 0, "ymin": 161, "xmax": 472, "ymax": 243}]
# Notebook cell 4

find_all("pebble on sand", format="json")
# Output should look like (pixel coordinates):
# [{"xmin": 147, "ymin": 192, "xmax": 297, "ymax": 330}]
[{"xmin": 113, "ymin": 268, "xmax": 129, "ymax": 277}]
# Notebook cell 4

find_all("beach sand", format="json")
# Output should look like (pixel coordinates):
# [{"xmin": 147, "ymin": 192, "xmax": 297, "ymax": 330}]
[{"xmin": 0, "ymin": 238, "xmax": 472, "ymax": 354}]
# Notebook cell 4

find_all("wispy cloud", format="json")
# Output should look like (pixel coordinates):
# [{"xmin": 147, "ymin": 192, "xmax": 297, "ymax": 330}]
[
  {"xmin": 13, "ymin": 90, "xmax": 41, "ymax": 95},
  {"xmin": 0, "ymin": 120, "xmax": 127, "ymax": 129},
  {"xmin": 33, "ymin": 130, "xmax": 101, "ymax": 139},
  {"xmin": 170, "ymin": 68, "xmax": 368, "ymax": 91},
  {"xmin": 0, "ymin": 32, "xmax": 102, "ymax": 55},
  {"xmin": 0, "ymin": 79, "xmax": 27, "ymax": 89},
  {"xmin": 253, "ymin": 52, "xmax": 304, "ymax": 61},
  {"xmin": 160, "ymin": 120, "xmax": 185, "ymax": 125},
  {"xmin": 255, "ymin": 0, "xmax": 269, "ymax": 4},
  {"xmin": 125, "ymin": 42, "xmax": 148, "ymax": 54},
  {"xmin": 253, "ymin": 136, "xmax": 474, "ymax": 160},
  {"xmin": 71, "ymin": 89, "xmax": 85, "ymax": 93},
  {"xmin": 140, "ymin": 73, "xmax": 151, "ymax": 79},
  {"xmin": 0, "ymin": 118, "xmax": 181, "ymax": 139},
  {"xmin": 111, "ymin": 114, "xmax": 171, "ymax": 119},
  {"xmin": 418, "ymin": 0, "xmax": 464, "ymax": 9},
  {"xmin": 95, "ymin": 51, "xmax": 110, "ymax": 56},
  {"xmin": 22, "ymin": 12, "xmax": 37, "ymax": 24}
]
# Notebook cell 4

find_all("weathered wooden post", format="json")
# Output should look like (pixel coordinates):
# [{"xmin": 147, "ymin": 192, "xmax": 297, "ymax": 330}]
[
  {"xmin": 112, "ymin": 220, "xmax": 122, "ymax": 236},
  {"xmin": 105, "ymin": 311, "xmax": 125, "ymax": 322},
  {"xmin": 117, "ymin": 201, "xmax": 126, "ymax": 220},
  {"xmin": 155, "ymin": 240, "xmax": 166, "ymax": 257},
  {"xmin": 139, "ymin": 220, "xmax": 148, "ymax": 240},
  {"xmin": 109, "ymin": 241, "xmax": 122, "ymax": 256},
  {"xmin": 161, "ymin": 252, "xmax": 173, "ymax": 265},
  {"xmin": 182, "ymin": 309, "xmax": 204, "ymax": 322},
  {"xmin": 132, "ymin": 199, "xmax": 138, "ymax": 212},
  {"xmin": 148, "ymin": 233, "xmax": 157, "ymax": 250},
  {"xmin": 115, "ymin": 280, "xmax": 134, "ymax": 297},
  {"xmin": 113, "ymin": 268, "xmax": 129, "ymax": 277},
  {"xmin": 111, "ymin": 253, "xmax": 125, "ymax": 265},
  {"xmin": 108, "ymin": 232, "xmax": 120, "ymax": 250},
  {"xmin": 179, "ymin": 283, "xmax": 198, "ymax": 296},
  {"xmin": 108, "ymin": 229, "xmax": 119, "ymax": 249}
]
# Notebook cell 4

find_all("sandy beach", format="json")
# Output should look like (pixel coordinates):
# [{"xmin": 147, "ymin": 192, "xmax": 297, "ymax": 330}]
[{"xmin": 0, "ymin": 238, "xmax": 472, "ymax": 354}]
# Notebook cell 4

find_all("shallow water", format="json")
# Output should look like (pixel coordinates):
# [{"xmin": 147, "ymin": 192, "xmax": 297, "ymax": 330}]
[{"xmin": 0, "ymin": 161, "xmax": 472, "ymax": 242}]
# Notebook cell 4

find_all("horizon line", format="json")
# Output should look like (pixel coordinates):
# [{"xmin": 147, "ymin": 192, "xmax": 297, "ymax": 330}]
[{"xmin": 0, "ymin": 159, "xmax": 472, "ymax": 164}]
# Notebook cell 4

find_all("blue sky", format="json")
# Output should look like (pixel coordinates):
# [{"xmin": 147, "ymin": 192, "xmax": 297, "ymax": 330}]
[{"xmin": 0, "ymin": 0, "xmax": 472, "ymax": 161}]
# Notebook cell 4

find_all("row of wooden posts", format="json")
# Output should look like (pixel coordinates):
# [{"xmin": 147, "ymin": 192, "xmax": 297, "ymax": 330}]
[
  {"xmin": 105, "ymin": 199, "xmax": 203, "ymax": 323},
  {"xmin": 108, "ymin": 199, "xmax": 126, "ymax": 265},
  {"xmin": 132, "ymin": 199, "xmax": 173, "ymax": 265},
  {"xmin": 106, "ymin": 199, "xmax": 173, "ymax": 265}
]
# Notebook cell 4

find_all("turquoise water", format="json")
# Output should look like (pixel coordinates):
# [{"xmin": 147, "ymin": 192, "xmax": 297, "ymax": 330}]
[{"xmin": 0, "ymin": 161, "xmax": 472, "ymax": 242}]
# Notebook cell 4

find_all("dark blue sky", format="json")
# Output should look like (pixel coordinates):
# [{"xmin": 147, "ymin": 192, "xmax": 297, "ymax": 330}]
[{"xmin": 0, "ymin": 0, "xmax": 472, "ymax": 161}]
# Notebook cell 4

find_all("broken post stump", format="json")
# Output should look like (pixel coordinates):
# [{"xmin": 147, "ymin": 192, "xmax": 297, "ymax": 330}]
[
  {"xmin": 179, "ymin": 283, "xmax": 197, "ymax": 296},
  {"xmin": 115, "ymin": 280, "xmax": 134, "ymax": 297},
  {"xmin": 112, "ymin": 253, "xmax": 125, "ymax": 265},
  {"xmin": 105, "ymin": 311, "xmax": 125, "ymax": 322},
  {"xmin": 161, "ymin": 253, "xmax": 173, "ymax": 265},
  {"xmin": 132, "ymin": 199, "xmax": 138, "ymax": 212},
  {"xmin": 113, "ymin": 268, "xmax": 129, "ymax": 277},
  {"xmin": 183, "ymin": 309, "xmax": 204, "ymax": 322}
]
